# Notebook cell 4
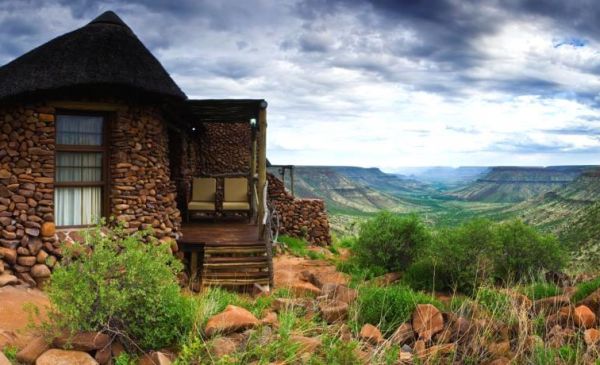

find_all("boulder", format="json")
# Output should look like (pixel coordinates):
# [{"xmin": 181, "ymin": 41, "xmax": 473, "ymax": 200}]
[
  {"xmin": 137, "ymin": 351, "xmax": 171, "ymax": 365},
  {"xmin": 488, "ymin": 341, "xmax": 511, "ymax": 358},
  {"xmin": 289, "ymin": 282, "xmax": 321, "ymax": 297},
  {"xmin": 546, "ymin": 325, "xmax": 575, "ymax": 349},
  {"xmin": 320, "ymin": 284, "xmax": 357, "ymax": 304},
  {"xmin": 210, "ymin": 337, "xmax": 239, "ymax": 358},
  {"xmin": 94, "ymin": 345, "xmax": 112, "ymax": 365},
  {"xmin": 0, "ymin": 352, "xmax": 9, "ymax": 365},
  {"xmin": 0, "ymin": 274, "xmax": 18, "ymax": 287},
  {"xmin": 205, "ymin": 305, "xmax": 259, "ymax": 337},
  {"xmin": 412, "ymin": 304, "xmax": 444, "ymax": 341},
  {"xmin": 30, "ymin": 264, "xmax": 51, "ymax": 279},
  {"xmin": 260, "ymin": 312, "xmax": 279, "ymax": 327},
  {"xmin": 359, "ymin": 324, "xmax": 383, "ymax": 345},
  {"xmin": 0, "ymin": 248, "xmax": 16, "ymax": 265},
  {"xmin": 53, "ymin": 331, "xmax": 110, "ymax": 351},
  {"xmin": 36, "ymin": 349, "xmax": 98, "ymax": 365},
  {"xmin": 390, "ymin": 323, "xmax": 414, "ymax": 345},
  {"xmin": 574, "ymin": 305, "xmax": 596, "ymax": 328},
  {"xmin": 532, "ymin": 295, "xmax": 570, "ymax": 315},
  {"xmin": 16, "ymin": 337, "xmax": 49, "ymax": 364},
  {"xmin": 318, "ymin": 300, "xmax": 348, "ymax": 324},
  {"xmin": 452, "ymin": 316, "xmax": 472, "ymax": 341},
  {"xmin": 290, "ymin": 335, "xmax": 321, "ymax": 354},
  {"xmin": 584, "ymin": 328, "xmax": 600, "ymax": 347}
]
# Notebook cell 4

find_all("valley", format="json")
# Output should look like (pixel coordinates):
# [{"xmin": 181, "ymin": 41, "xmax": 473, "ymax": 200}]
[{"xmin": 272, "ymin": 165, "xmax": 600, "ymax": 251}]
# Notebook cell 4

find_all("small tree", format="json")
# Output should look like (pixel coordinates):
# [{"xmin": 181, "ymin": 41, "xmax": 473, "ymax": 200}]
[
  {"xmin": 353, "ymin": 212, "xmax": 430, "ymax": 273},
  {"xmin": 47, "ymin": 224, "xmax": 196, "ymax": 351},
  {"xmin": 492, "ymin": 219, "xmax": 565, "ymax": 283}
]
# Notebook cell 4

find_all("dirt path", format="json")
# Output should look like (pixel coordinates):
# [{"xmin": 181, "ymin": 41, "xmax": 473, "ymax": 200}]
[{"xmin": 0, "ymin": 286, "xmax": 49, "ymax": 350}]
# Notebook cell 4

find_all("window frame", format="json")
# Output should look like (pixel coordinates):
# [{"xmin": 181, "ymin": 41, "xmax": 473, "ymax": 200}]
[{"xmin": 54, "ymin": 111, "xmax": 111, "ymax": 228}]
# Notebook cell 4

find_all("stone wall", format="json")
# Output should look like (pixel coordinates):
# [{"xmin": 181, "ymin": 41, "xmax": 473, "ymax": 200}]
[
  {"xmin": 0, "ymin": 99, "xmax": 181, "ymax": 287},
  {"xmin": 198, "ymin": 122, "xmax": 251, "ymax": 175},
  {"xmin": 268, "ymin": 173, "xmax": 331, "ymax": 245},
  {"xmin": 0, "ymin": 103, "xmax": 59, "ymax": 286}
]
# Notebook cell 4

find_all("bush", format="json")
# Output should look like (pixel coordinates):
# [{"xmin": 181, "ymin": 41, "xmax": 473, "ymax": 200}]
[
  {"xmin": 572, "ymin": 276, "xmax": 600, "ymax": 303},
  {"xmin": 405, "ymin": 219, "xmax": 495, "ymax": 294},
  {"xmin": 492, "ymin": 219, "xmax": 565, "ymax": 282},
  {"xmin": 47, "ymin": 224, "xmax": 196, "ymax": 351},
  {"xmin": 353, "ymin": 212, "xmax": 430, "ymax": 273},
  {"xmin": 355, "ymin": 284, "xmax": 441, "ymax": 336}
]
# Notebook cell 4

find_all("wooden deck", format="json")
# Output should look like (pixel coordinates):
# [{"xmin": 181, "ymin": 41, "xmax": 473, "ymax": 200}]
[{"xmin": 177, "ymin": 219, "xmax": 271, "ymax": 288}]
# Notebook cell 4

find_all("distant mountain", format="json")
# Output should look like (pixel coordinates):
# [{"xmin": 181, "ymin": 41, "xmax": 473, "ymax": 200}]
[
  {"xmin": 269, "ymin": 166, "xmax": 430, "ymax": 214},
  {"xmin": 448, "ymin": 166, "xmax": 595, "ymax": 202},
  {"xmin": 393, "ymin": 166, "xmax": 489, "ymax": 187}
]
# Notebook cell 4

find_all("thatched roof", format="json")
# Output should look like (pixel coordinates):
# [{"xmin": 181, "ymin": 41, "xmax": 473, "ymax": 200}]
[{"xmin": 0, "ymin": 11, "xmax": 186, "ymax": 101}]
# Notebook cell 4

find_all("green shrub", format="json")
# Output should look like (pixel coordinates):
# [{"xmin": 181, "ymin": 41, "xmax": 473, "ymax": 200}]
[
  {"xmin": 355, "ymin": 284, "xmax": 441, "ymax": 336},
  {"xmin": 572, "ymin": 276, "xmax": 600, "ymax": 302},
  {"xmin": 519, "ymin": 282, "xmax": 562, "ymax": 300},
  {"xmin": 492, "ymin": 219, "xmax": 565, "ymax": 282},
  {"xmin": 2, "ymin": 345, "xmax": 17, "ymax": 363},
  {"xmin": 475, "ymin": 287, "xmax": 512, "ymax": 318},
  {"xmin": 353, "ymin": 212, "xmax": 430, "ymax": 273},
  {"xmin": 405, "ymin": 218, "xmax": 496, "ymax": 294},
  {"xmin": 47, "ymin": 224, "xmax": 196, "ymax": 351}
]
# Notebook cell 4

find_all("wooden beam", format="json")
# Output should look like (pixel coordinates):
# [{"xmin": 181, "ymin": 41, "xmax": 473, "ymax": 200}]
[
  {"xmin": 49, "ymin": 101, "xmax": 128, "ymax": 112},
  {"xmin": 257, "ymin": 106, "xmax": 267, "ymax": 236}
]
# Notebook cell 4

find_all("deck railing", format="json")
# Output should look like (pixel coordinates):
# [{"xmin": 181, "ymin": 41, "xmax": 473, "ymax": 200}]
[{"xmin": 261, "ymin": 181, "xmax": 275, "ymax": 287}]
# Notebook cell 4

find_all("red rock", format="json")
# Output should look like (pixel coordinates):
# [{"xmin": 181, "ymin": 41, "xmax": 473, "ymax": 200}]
[
  {"xmin": 584, "ymin": 328, "xmax": 600, "ymax": 346},
  {"xmin": 16, "ymin": 336, "xmax": 50, "ymax": 364},
  {"xmin": 488, "ymin": 357, "xmax": 511, "ymax": 365},
  {"xmin": 260, "ymin": 312, "xmax": 279, "ymax": 327},
  {"xmin": 412, "ymin": 304, "xmax": 444, "ymax": 341},
  {"xmin": 359, "ymin": 324, "xmax": 383, "ymax": 345},
  {"xmin": 390, "ymin": 323, "xmax": 414, "ymax": 345},
  {"xmin": 53, "ymin": 331, "xmax": 110, "ymax": 351},
  {"xmin": 0, "ymin": 351, "xmax": 10, "ymax": 365},
  {"xmin": 30, "ymin": 264, "xmax": 51, "ymax": 278},
  {"xmin": 574, "ymin": 305, "xmax": 596, "ymax": 328},
  {"xmin": 290, "ymin": 335, "xmax": 321, "ymax": 354},
  {"xmin": 417, "ymin": 343, "xmax": 456, "ymax": 360},
  {"xmin": 318, "ymin": 299, "xmax": 348, "ymax": 324},
  {"xmin": 488, "ymin": 341, "xmax": 511, "ymax": 358},
  {"xmin": 94, "ymin": 345, "xmax": 111, "ymax": 365},
  {"xmin": 36, "ymin": 349, "xmax": 98, "ymax": 365},
  {"xmin": 289, "ymin": 282, "xmax": 321, "ymax": 297},
  {"xmin": 210, "ymin": 337, "xmax": 238, "ymax": 358},
  {"xmin": 138, "ymin": 351, "xmax": 171, "ymax": 365},
  {"xmin": 0, "ymin": 274, "xmax": 18, "ymax": 287},
  {"xmin": 205, "ymin": 305, "xmax": 259, "ymax": 337},
  {"xmin": 0, "ymin": 248, "xmax": 16, "ymax": 264}
]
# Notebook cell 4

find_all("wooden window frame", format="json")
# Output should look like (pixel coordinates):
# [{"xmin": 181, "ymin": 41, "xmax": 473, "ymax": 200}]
[{"xmin": 55, "ymin": 111, "xmax": 111, "ymax": 229}]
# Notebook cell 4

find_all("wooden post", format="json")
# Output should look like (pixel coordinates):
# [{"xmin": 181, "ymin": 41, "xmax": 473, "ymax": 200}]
[
  {"xmin": 250, "ymin": 128, "xmax": 257, "ymax": 220},
  {"xmin": 290, "ymin": 166, "xmax": 295, "ymax": 196},
  {"xmin": 257, "ymin": 103, "xmax": 268, "ymax": 236}
]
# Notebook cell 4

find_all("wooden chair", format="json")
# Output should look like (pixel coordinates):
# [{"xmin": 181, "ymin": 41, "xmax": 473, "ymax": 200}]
[
  {"xmin": 187, "ymin": 177, "xmax": 216, "ymax": 221},
  {"xmin": 223, "ymin": 177, "xmax": 251, "ymax": 218}
]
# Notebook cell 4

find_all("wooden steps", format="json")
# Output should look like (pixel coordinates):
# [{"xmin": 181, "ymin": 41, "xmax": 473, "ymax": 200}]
[{"xmin": 202, "ymin": 242, "xmax": 271, "ymax": 287}]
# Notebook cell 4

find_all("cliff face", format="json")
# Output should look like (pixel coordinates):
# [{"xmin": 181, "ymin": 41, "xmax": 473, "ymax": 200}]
[{"xmin": 448, "ymin": 166, "xmax": 594, "ymax": 203}]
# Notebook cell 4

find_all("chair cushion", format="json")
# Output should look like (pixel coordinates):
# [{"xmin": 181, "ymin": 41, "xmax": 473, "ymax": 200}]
[
  {"xmin": 223, "ymin": 202, "xmax": 250, "ymax": 211},
  {"xmin": 224, "ymin": 177, "xmax": 249, "ymax": 203},
  {"xmin": 192, "ymin": 177, "xmax": 216, "ymax": 202},
  {"xmin": 188, "ymin": 201, "xmax": 216, "ymax": 211}
]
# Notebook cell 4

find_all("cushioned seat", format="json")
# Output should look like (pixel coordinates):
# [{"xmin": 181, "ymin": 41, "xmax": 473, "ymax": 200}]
[
  {"xmin": 223, "ymin": 201, "xmax": 250, "ymax": 210},
  {"xmin": 187, "ymin": 178, "xmax": 216, "ymax": 220},
  {"xmin": 188, "ymin": 201, "xmax": 216, "ymax": 211},
  {"xmin": 223, "ymin": 177, "xmax": 250, "ymax": 212}
]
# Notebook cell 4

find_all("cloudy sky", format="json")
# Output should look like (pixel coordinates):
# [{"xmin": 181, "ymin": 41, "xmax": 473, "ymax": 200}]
[{"xmin": 1, "ymin": 0, "xmax": 600, "ymax": 169}]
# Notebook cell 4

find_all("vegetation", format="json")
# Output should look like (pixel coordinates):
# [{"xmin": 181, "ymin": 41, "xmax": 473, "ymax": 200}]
[
  {"xmin": 572, "ymin": 276, "xmax": 600, "ymax": 303},
  {"xmin": 354, "ymin": 284, "xmax": 441, "ymax": 336},
  {"xmin": 353, "ymin": 212, "xmax": 430, "ymax": 273},
  {"xmin": 46, "ymin": 224, "xmax": 196, "ymax": 351}
]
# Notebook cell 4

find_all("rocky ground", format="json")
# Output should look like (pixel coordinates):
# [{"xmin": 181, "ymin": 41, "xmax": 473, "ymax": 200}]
[{"xmin": 2, "ymin": 252, "xmax": 600, "ymax": 364}]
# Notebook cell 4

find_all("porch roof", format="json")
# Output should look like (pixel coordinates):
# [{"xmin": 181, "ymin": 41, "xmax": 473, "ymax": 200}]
[{"xmin": 186, "ymin": 99, "xmax": 267, "ymax": 124}]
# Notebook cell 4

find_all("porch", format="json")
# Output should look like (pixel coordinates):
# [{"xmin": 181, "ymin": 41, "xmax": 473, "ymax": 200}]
[{"xmin": 178, "ymin": 220, "xmax": 271, "ymax": 287}]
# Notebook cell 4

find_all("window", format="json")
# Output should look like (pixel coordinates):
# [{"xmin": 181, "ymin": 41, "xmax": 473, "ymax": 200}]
[{"xmin": 55, "ymin": 114, "xmax": 107, "ymax": 227}]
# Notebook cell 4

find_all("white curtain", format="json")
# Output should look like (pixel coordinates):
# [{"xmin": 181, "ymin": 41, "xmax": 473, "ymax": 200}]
[
  {"xmin": 56, "ymin": 115, "xmax": 103, "ymax": 145},
  {"xmin": 56, "ymin": 187, "xmax": 101, "ymax": 226}
]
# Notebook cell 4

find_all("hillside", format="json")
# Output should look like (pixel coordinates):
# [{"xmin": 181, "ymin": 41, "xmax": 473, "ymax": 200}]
[
  {"xmin": 506, "ymin": 170, "xmax": 600, "ymax": 233},
  {"xmin": 270, "ymin": 166, "xmax": 430, "ymax": 214},
  {"xmin": 449, "ymin": 166, "xmax": 594, "ymax": 202}
]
